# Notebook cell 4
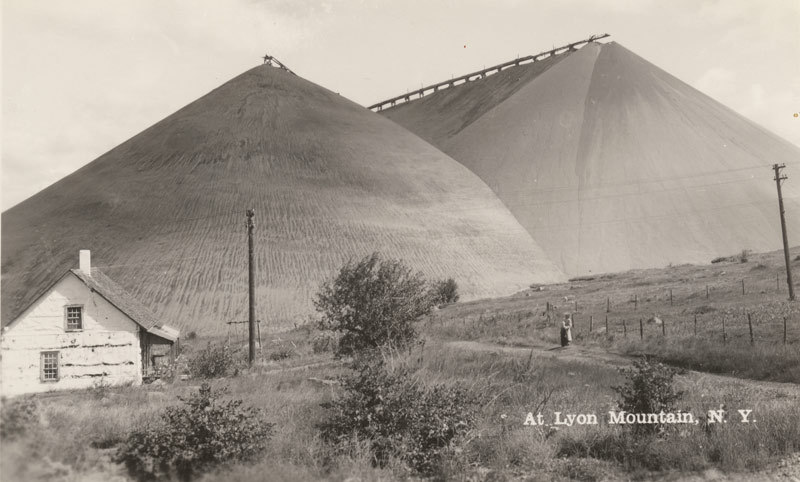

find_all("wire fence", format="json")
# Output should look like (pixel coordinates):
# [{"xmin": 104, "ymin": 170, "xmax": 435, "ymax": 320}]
[{"xmin": 437, "ymin": 271, "xmax": 799, "ymax": 346}]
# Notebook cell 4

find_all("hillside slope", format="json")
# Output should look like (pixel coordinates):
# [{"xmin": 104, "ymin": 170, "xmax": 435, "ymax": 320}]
[
  {"xmin": 1, "ymin": 65, "xmax": 565, "ymax": 333},
  {"xmin": 381, "ymin": 42, "xmax": 800, "ymax": 276}
]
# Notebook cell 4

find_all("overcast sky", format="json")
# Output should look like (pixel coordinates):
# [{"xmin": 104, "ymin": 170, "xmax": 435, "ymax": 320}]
[{"xmin": 2, "ymin": 0, "xmax": 799, "ymax": 210}]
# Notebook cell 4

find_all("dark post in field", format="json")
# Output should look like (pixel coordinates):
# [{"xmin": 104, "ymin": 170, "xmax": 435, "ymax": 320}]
[
  {"xmin": 662, "ymin": 318, "xmax": 666, "ymax": 336},
  {"xmin": 772, "ymin": 163, "xmax": 796, "ymax": 301},
  {"xmin": 722, "ymin": 316, "xmax": 726, "ymax": 344},
  {"xmin": 694, "ymin": 314, "xmax": 697, "ymax": 336},
  {"xmin": 607, "ymin": 297, "xmax": 610, "ymax": 313},
  {"xmin": 748, "ymin": 312, "xmax": 754, "ymax": 345},
  {"xmin": 784, "ymin": 317, "xmax": 788, "ymax": 345},
  {"xmin": 706, "ymin": 285, "xmax": 709, "ymax": 299},
  {"xmin": 742, "ymin": 279, "xmax": 745, "ymax": 296},
  {"xmin": 589, "ymin": 315, "xmax": 593, "ymax": 332},
  {"xmin": 246, "ymin": 209, "xmax": 256, "ymax": 366},
  {"xmin": 670, "ymin": 289, "xmax": 673, "ymax": 306},
  {"xmin": 639, "ymin": 318, "xmax": 643, "ymax": 340},
  {"xmin": 623, "ymin": 319, "xmax": 627, "ymax": 338},
  {"xmin": 605, "ymin": 315, "xmax": 609, "ymax": 334}
]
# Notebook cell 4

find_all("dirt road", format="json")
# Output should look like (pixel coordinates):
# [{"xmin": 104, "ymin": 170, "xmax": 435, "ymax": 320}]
[{"xmin": 446, "ymin": 340, "xmax": 800, "ymax": 401}]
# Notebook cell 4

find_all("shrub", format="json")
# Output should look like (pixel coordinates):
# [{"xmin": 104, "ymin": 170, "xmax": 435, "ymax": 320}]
[
  {"xmin": 319, "ymin": 361, "xmax": 480, "ymax": 476},
  {"xmin": 612, "ymin": 358, "xmax": 684, "ymax": 436},
  {"xmin": 0, "ymin": 397, "xmax": 39, "ymax": 441},
  {"xmin": 188, "ymin": 342, "xmax": 240, "ymax": 379},
  {"xmin": 311, "ymin": 331, "xmax": 338, "ymax": 354},
  {"xmin": 116, "ymin": 383, "xmax": 273, "ymax": 481},
  {"xmin": 314, "ymin": 253, "xmax": 433, "ymax": 357},
  {"xmin": 430, "ymin": 278, "xmax": 459, "ymax": 306},
  {"xmin": 269, "ymin": 348, "xmax": 293, "ymax": 361},
  {"xmin": 739, "ymin": 249, "xmax": 750, "ymax": 263}
]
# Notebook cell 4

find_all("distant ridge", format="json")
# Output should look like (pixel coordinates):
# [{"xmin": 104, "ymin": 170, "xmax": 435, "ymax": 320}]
[
  {"xmin": 2, "ymin": 63, "xmax": 565, "ymax": 333},
  {"xmin": 381, "ymin": 41, "xmax": 800, "ymax": 276}
]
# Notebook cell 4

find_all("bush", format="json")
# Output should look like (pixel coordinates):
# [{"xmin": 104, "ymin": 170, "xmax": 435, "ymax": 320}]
[
  {"xmin": 188, "ymin": 342, "xmax": 240, "ymax": 379},
  {"xmin": 314, "ymin": 253, "xmax": 433, "ymax": 357},
  {"xmin": 0, "ymin": 397, "xmax": 39, "ymax": 441},
  {"xmin": 612, "ymin": 358, "xmax": 684, "ymax": 436},
  {"xmin": 319, "ymin": 361, "xmax": 480, "ymax": 476},
  {"xmin": 311, "ymin": 331, "xmax": 338, "ymax": 354},
  {"xmin": 116, "ymin": 383, "xmax": 273, "ymax": 481},
  {"xmin": 430, "ymin": 278, "xmax": 459, "ymax": 306},
  {"xmin": 739, "ymin": 249, "xmax": 751, "ymax": 263}
]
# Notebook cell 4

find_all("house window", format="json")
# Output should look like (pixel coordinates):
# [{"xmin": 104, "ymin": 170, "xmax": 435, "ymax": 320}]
[
  {"xmin": 65, "ymin": 305, "xmax": 83, "ymax": 331},
  {"xmin": 41, "ymin": 351, "xmax": 59, "ymax": 382}
]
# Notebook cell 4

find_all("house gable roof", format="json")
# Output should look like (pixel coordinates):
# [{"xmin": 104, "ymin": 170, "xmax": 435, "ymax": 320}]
[
  {"xmin": 4, "ymin": 268, "xmax": 177, "ymax": 342},
  {"xmin": 70, "ymin": 268, "xmax": 160, "ymax": 331}
]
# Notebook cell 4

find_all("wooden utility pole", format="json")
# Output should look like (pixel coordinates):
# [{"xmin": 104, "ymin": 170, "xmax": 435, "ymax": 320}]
[
  {"xmin": 773, "ymin": 164, "xmax": 795, "ymax": 301},
  {"xmin": 246, "ymin": 209, "xmax": 256, "ymax": 366}
]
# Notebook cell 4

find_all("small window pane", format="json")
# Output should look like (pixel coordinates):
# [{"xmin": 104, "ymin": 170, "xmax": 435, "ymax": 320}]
[
  {"xmin": 41, "ymin": 351, "xmax": 59, "ymax": 381},
  {"xmin": 66, "ymin": 306, "xmax": 82, "ymax": 330}
]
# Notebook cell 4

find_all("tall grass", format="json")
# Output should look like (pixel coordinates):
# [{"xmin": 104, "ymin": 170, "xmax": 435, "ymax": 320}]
[{"xmin": 3, "ymin": 335, "xmax": 798, "ymax": 481}]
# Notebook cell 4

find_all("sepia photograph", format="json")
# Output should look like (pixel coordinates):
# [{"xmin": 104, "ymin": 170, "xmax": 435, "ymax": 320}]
[{"xmin": 2, "ymin": 1, "xmax": 799, "ymax": 480}]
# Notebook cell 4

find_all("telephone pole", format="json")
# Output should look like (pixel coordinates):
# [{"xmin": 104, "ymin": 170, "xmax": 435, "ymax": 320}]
[
  {"xmin": 246, "ymin": 209, "xmax": 257, "ymax": 365},
  {"xmin": 772, "ymin": 164, "xmax": 795, "ymax": 301}
]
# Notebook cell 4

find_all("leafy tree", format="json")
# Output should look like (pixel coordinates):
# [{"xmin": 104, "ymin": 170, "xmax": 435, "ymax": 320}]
[{"xmin": 314, "ymin": 253, "xmax": 433, "ymax": 356}]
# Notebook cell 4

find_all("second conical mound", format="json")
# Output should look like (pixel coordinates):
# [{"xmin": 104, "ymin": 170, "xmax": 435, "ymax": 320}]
[
  {"xmin": 381, "ymin": 41, "xmax": 800, "ymax": 276},
  {"xmin": 2, "ymin": 65, "xmax": 565, "ymax": 332}
]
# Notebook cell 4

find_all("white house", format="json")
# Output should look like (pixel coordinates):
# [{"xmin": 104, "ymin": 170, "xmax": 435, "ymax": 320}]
[{"xmin": 1, "ymin": 250, "xmax": 179, "ymax": 397}]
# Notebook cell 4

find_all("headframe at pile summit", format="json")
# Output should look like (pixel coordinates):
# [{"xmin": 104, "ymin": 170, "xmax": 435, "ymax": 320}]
[{"xmin": 368, "ymin": 33, "xmax": 610, "ymax": 112}]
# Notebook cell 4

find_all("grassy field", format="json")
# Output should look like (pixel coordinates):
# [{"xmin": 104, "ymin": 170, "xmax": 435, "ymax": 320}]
[
  {"xmin": 2, "ymin": 335, "xmax": 798, "ymax": 481},
  {"xmin": 2, "ymin": 249, "xmax": 799, "ymax": 481},
  {"xmin": 427, "ymin": 247, "xmax": 800, "ymax": 383}
]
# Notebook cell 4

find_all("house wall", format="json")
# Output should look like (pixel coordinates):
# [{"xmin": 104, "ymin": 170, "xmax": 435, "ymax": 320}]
[{"xmin": 1, "ymin": 274, "xmax": 143, "ymax": 396}]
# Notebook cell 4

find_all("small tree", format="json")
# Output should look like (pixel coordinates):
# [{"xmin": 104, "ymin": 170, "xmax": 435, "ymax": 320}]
[
  {"xmin": 612, "ymin": 358, "xmax": 684, "ymax": 435},
  {"xmin": 430, "ymin": 278, "xmax": 459, "ymax": 306},
  {"xmin": 314, "ymin": 253, "xmax": 433, "ymax": 357}
]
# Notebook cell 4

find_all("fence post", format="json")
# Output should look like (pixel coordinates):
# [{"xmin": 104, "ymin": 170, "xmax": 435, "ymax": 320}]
[
  {"xmin": 589, "ymin": 315, "xmax": 593, "ymax": 332},
  {"xmin": 670, "ymin": 289, "xmax": 673, "ymax": 306},
  {"xmin": 623, "ymin": 320, "xmax": 627, "ymax": 338},
  {"xmin": 784, "ymin": 317, "xmax": 788, "ymax": 345},
  {"xmin": 722, "ymin": 316, "xmax": 726, "ymax": 343},
  {"xmin": 607, "ymin": 297, "xmax": 610, "ymax": 313},
  {"xmin": 694, "ymin": 314, "xmax": 697, "ymax": 336},
  {"xmin": 662, "ymin": 318, "xmax": 666, "ymax": 337},
  {"xmin": 639, "ymin": 318, "xmax": 643, "ymax": 340},
  {"xmin": 748, "ymin": 312, "xmax": 754, "ymax": 345},
  {"xmin": 742, "ymin": 279, "xmax": 745, "ymax": 296},
  {"xmin": 605, "ymin": 315, "xmax": 609, "ymax": 334},
  {"xmin": 706, "ymin": 285, "xmax": 709, "ymax": 299},
  {"xmin": 575, "ymin": 300, "xmax": 578, "ymax": 313}
]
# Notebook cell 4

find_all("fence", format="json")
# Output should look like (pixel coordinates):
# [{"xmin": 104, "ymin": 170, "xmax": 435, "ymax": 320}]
[{"xmin": 437, "ymin": 271, "xmax": 799, "ymax": 346}]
